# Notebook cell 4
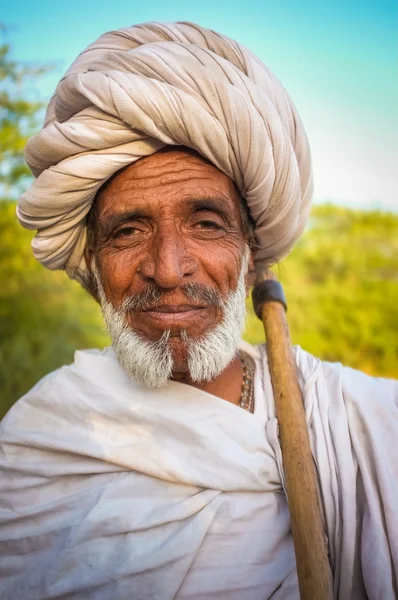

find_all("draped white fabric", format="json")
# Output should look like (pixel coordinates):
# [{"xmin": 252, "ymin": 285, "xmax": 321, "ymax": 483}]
[
  {"xmin": 17, "ymin": 22, "xmax": 313, "ymax": 289},
  {"xmin": 0, "ymin": 342, "xmax": 397, "ymax": 599}
]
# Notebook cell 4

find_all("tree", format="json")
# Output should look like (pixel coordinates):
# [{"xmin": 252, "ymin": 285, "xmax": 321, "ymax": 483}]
[
  {"xmin": 246, "ymin": 204, "xmax": 398, "ymax": 378},
  {"xmin": 0, "ymin": 24, "xmax": 51, "ymax": 194},
  {"xmin": 0, "ymin": 30, "xmax": 109, "ymax": 418},
  {"xmin": 0, "ymin": 200, "xmax": 110, "ymax": 417}
]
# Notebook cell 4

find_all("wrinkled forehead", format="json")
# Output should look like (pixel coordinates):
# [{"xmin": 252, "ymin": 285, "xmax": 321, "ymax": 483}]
[
  {"xmin": 92, "ymin": 146, "xmax": 242, "ymax": 220},
  {"xmin": 99, "ymin": 146, "xmax": 235, "ymax": 197}
]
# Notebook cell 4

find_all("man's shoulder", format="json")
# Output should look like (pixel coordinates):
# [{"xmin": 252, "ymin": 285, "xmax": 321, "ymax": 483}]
[
  {"xmin": 2, "ymin": 346, "xmax": 119, "ymax": 426},
  {"xmin": 30, "ymin": 346, "xmax": 116, "ymax": 391},
  {"xmin": 291, "ymin": 345, "xmax": 398, "ymax": 421},
  {"xmin": 35, "ymin": 347, "xmax": 115, "ymax": 387},
  {"xmin": 248, "ymin": 341, "xmax": 397, "ymax": 412}
]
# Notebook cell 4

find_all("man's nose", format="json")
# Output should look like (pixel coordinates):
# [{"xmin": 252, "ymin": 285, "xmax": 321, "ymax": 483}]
[{"xmin": 139, "ymin": 229, "xmax": 197, "ymax": 289}]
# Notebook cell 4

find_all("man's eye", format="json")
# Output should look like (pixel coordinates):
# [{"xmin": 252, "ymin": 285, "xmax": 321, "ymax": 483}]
[
  {"xmin": 113, "ymin": 226, "xmax": 140, "ymax": 238},
  {"xmin": 195, "ymin": 220, "xmax": 223, "ymax": 230}
]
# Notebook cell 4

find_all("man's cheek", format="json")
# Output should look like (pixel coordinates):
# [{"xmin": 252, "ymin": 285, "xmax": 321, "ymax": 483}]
[{"xmin": 100, "ymin": 263, "xmax": 138, "ymax": 304}]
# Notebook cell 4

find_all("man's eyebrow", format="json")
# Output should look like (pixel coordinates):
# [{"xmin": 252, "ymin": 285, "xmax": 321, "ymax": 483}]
[
  {"xmin": 187, "ymin": 197, "xmax": 233, "ymax": 221},
  {"xmin": 97, "ymin": 210, "xmax": 150, "ymax": 240}
]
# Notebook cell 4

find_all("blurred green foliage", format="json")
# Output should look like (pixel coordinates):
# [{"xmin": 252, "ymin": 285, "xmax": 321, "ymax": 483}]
[
  {"xmin": 0, "ymin": 26, "xmax": 51, "ymax": 194},
  {"xmin": 1, "ymin": 199, "xmax": 397, "ymax": 417},
  {"xmin": 0, "ymin": 200, "xmax": 109, "ymax": 416},
  {"xmin": 246, "ymin": 203, "xmax": 398, "ymax": 377}
]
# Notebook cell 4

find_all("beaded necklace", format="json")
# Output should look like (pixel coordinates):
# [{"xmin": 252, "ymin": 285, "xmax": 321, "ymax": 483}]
[{"xmin": 238, "ymin": 351, "xmax": 255, "ymax": 414}]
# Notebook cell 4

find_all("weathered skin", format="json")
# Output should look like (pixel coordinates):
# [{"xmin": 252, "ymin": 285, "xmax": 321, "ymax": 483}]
[{"xmin": 86, "ymin": 148, "xmax": 254, "ymax": 406}]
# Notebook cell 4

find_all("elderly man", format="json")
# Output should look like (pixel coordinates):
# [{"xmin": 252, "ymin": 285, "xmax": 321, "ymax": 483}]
[{"xmin": 0, "ymin": 22, "xmax": 397, "ymax": 600}]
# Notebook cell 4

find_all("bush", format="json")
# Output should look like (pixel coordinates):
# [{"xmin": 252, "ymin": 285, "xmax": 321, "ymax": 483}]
[{"xmin": 1, "ymin": 201, "xmax": 397, "ymax": 417}]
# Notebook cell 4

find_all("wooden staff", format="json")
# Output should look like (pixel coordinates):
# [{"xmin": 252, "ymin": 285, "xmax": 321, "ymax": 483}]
[{"xmin": 252, "ymin": 267, "xmax": 334, "ymax": 600}]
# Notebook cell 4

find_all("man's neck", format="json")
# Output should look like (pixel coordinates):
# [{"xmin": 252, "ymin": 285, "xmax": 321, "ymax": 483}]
[{"xmin": 170, "ymin": 354, "xmax": 243, "ymax": 406}]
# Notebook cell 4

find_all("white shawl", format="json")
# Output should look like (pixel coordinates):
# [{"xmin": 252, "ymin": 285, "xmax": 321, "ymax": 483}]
[{"xmin": 0, "ymin": 342, "xmax": 397, "ymax": 599}]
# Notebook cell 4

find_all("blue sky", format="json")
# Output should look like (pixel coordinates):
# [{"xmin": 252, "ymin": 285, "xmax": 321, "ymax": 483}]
[{"xmin": 3, "ymin": 0, "xmax": 397, "ymax": 210}]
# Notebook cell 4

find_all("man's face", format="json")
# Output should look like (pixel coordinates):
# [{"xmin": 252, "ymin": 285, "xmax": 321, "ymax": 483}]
[{"xmin": 88, "ymin": 148, "xmax": 251, "ymax": 381}]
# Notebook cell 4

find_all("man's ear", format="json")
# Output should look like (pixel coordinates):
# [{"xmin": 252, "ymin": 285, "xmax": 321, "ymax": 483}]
[
  {"xmin": 83, "ymin": 244, "xmax": 100, "ymax": 304},
  {"xmin": 84, "ymin": 243, "xmax": 93, "ymax": 272},
  {"xmin": 245, "ymin": 251, "xmax": 256, "ymax": 294}
]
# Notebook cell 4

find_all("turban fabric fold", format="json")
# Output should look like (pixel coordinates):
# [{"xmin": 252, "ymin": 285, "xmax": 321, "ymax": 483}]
[{"xmin": 17, "ymin": 21, "xmax": 313, "ymax": 289}]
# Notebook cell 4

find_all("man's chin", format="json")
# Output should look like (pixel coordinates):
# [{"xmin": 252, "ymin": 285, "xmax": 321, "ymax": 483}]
[
  {"xmin": 131, "ymin": 327, "xmax": 191, "ymax": 371},
  {"xmin": 166, "ymin": 336, "xmax": 191, "ymax": 373}
]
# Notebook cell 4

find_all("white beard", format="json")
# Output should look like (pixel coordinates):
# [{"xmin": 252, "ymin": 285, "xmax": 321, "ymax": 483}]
[{"xmin": 92, "ymin": 249, "xmax": 249, "ymax": 389}]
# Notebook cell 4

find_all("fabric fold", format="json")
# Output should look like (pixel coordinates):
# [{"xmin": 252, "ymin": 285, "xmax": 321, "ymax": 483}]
[{"xmin": 1, "ymin": 343, "xmax": 397, "ymax": 598}]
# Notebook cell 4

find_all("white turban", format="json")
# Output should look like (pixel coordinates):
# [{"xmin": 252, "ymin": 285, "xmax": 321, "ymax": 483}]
[{"xmin": 17, "ymin": 21, "xmax": 313, "ymax": 289}]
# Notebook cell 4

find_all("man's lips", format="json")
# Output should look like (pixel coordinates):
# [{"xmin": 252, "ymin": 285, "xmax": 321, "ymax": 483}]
[
  {"xmin": 137, "ymin": 304, "xmax": 208, "ymax": 324},
  {"xmin": 142, "ymin": 304, "xmax": 206, "ymax": 314}
]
